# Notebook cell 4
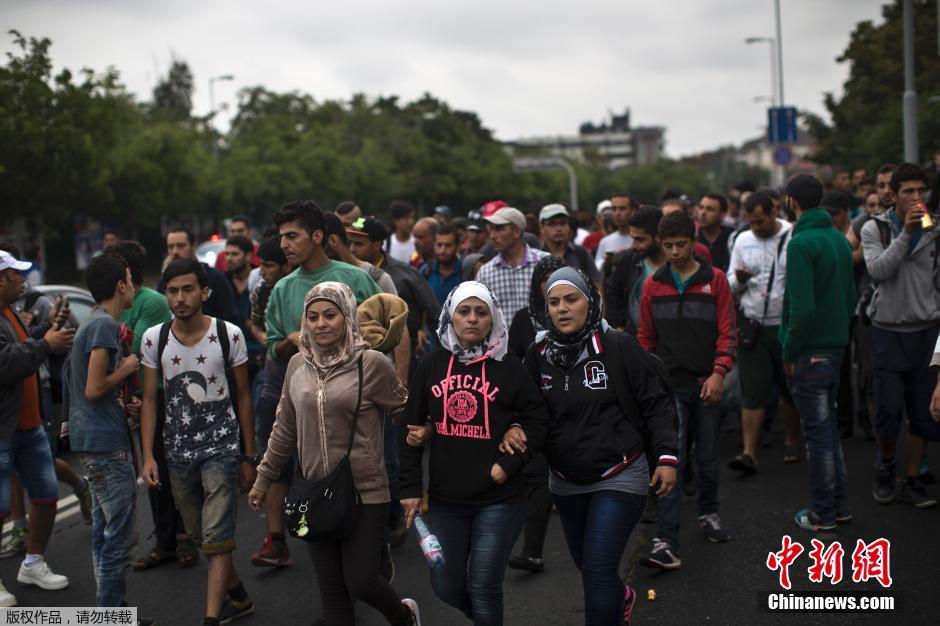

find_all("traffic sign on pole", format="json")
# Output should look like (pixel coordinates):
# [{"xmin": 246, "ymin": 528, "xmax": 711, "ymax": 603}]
[
  {"xmin": 767, "ymin": 106, "xmax": 798, "ymax": 145},
  {"xmin": 772, "ymin": 144, "xmax": 794, "ymax": 167}
]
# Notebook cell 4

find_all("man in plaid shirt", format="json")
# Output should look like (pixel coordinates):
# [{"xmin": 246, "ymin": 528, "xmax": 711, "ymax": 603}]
[{"xmin": 476, "ymin": 207, "xmax": 548, "ymax": 321}]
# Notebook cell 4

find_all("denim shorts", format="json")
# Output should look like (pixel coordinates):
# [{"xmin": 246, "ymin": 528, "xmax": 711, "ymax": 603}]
[
  {"xmin": 0, "ymin": 427, "xmax": 59, "ymax": 516},
  {"xmin": 168, "ymin": 454, "xmax": 239, "ymax": 555}
]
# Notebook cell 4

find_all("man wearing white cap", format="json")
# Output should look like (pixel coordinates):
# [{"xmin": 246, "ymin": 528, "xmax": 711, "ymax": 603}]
[
  {"xmin": 476, "ymin": 207, "xmax": 548, "ymax": 322},
  {"xmin": 0, "ymin": 249, "xmax": 76, "ymax": 606},
  {"xmin": 538, "ymin": 204, "xmax": 601, "ymax": 288}
]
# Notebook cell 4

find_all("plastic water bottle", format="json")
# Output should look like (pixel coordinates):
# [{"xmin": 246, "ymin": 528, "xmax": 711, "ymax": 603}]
[{"xmin": 413, "ymin": 513, "xmax": 445, "ymax": 568}]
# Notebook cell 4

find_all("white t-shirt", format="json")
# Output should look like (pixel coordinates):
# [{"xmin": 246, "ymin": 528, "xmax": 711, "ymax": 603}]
[
  {"xmin": 387, "ymin": 234, "xmax": 416, "ymax": 264},
  {"xmin": 141, "ymin": 318, "xmax": 247, "ymax": 464},
  {"xmin": 594, "ymin": 232, "xmax": 633, "ymax": 270}
]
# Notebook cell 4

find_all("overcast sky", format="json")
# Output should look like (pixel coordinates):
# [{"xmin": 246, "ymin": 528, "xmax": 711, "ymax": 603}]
[{"xmin": 3, "ymin": 0, "xmax": 889, "ymax": 157}]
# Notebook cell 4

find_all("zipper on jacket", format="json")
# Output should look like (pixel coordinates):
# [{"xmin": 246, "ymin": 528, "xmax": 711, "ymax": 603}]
[{"xmin": 564, "ymin": 375, "xmax": 569, "ymax": 391}]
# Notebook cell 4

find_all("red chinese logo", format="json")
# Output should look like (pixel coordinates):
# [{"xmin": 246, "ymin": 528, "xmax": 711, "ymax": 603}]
[
  {"xmin": 851, "ymin": 538, "xmax": 892, "ymax": 588},
  {"xmin": 768, "ymin": 536, "xmax": 892, "ymax": 589},
  {"xmin": 766, "ymin": 535, "xmax": 805, "ymax": 590},
  {"xmin": 807, "ymin": 539, "xmax": 845, "ymax": 584}
]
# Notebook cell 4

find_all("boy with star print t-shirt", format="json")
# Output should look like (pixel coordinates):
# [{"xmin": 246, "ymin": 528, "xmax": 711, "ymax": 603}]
[{"xmin": 140, "ymin": 318, "xmax": 246, "ymax": 464}]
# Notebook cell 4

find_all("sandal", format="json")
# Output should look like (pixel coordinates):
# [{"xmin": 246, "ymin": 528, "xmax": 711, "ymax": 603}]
[
  {"xmin": 783, "ymin": 444, "xmax": 802, "ymax": 463},
  {"xmin": 132, "ymin": 546, "xmax": 177, "ymax": 571},
  {"xmin": 176, "ymin": 536, "xmax": 200, "ymax": 568},
  {"xmin": 728, "ymin": 453, "xmax": 757, "ymax": 475}
]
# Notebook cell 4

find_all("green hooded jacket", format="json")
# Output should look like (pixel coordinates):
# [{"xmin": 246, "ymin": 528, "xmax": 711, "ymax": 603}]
[{"xmin": 778, "ymin": 208, "xmax": 857, "ymax": 362}]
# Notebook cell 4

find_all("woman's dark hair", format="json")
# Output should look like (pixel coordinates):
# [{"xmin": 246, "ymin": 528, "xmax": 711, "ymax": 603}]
[
  {"xmin": 890, "ymin": 162, "xmax": 928, "ymax": 193},
  {"xmin": 744, "ymin": 192, "xmax": 775, "ymax": 216},
  {"xmin": 657, "ymin": 210, "xmax": 696, "ymax": 240},
  {"xmin": 628, "ymin": 206, "xmax": 663, "ymax": 237},
  {"xmin": 272, "ymin": 200, "xmax": 325, "ymax": 235},
  {"xmin": 323, "ymin": 212, "xmax": 348, "ymax": 246},
  {"xmin": 85, "ymin": 253, "xmax": 129, "ymax": 303},
  {"xmin": 257, "ymin": 236, "xmax": 287, "ymax": 265},
  {"xmin": 162, "ymin": 258, "xmax": 208, "ymax": 289},
  {"xmin": 103, "ymin": 240, "xmax": 147, "ymax": 286},
  {"xmin": 225, "ymin": 234, "xmax": 253, "ymax": 255}
]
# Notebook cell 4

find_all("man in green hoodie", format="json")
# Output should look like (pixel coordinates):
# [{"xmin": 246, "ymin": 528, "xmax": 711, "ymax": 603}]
[{"xmin": 779, "ymin": 174, "xmax": 857, "ymax": 532}]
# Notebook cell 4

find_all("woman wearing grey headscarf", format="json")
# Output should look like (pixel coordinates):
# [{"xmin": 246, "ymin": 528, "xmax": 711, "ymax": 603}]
[
  {"xmin": 513, "ymin": 267, "xmax": 678, "ymax": 626},
  {"xmin": 249, "ymin": 282, "xmax": 419, "ymax": 626},
  {"xmin": 398, "ymin": 281, "xmax": 549, "ymax": 626}
]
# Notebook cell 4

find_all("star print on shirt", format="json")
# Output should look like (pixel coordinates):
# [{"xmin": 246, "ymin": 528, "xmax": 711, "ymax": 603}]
[
  {"xmin": 196, "ymin": 354, "xmax": 207, "ymax": 365},
  {"xmin": 209, "ymin": 334, "xmax": 218, "ymax": 343},
  {"xmin": 232, "ymin": 333, "xmax": 240, "ymax": 344},
  {"xmin": 171, "ymin": 355, "xmax": 181, "ymax": 366},
  {"xmin": 145, "ymin": 338, "xmax": 153, "ymax": 348},
  {"xmin": 217, "ymin": 387, "xmax": 225, "ymax": 397},
  {"xmin": 207, "ymin": 375, "xmax": 218, "ymax": 385}
]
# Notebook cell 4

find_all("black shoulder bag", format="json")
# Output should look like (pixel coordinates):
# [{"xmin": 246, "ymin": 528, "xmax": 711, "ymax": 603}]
[
  {"xmin": 284, "ymin": 354, "xmax": 364, "ymax": 543},
  {"xmin": 739, "ymin": 231, "xmax": 788, "ymax": 350}
]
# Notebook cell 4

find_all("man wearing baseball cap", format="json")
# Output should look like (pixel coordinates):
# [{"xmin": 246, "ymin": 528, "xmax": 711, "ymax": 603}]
[
  {"xmin": 462, "ymin": 211, "xmax": 488, "ymax": 256},
  {"xmin": 476, "ymin": 207, "xmax": 548, "ymax": 322},
  {"xmin": 538, "ymin": 204, "xmax": 600, "ymax": 285},
  {"xmin": 0, "ymin": 248, "xmax": 76, "ymax": 605}
]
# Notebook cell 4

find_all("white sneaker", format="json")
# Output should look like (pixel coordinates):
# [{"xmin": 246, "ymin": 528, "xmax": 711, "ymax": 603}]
[
  {"xmin": 0, "ymin": 580, "xmax": 16, "ymax": 607},
  {"xmin": 17, "ymin": 557, "xmax": 69, "ymax": 590},
  {"xmin": 401, "ymin": 598, "xmax": 421, "ymax": 626}
]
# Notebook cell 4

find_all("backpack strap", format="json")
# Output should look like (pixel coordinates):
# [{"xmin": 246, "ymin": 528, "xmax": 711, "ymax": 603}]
[
  {"xmin": 216, "ymin": 317, "xmax": 231, "ymax": 370},
  {"xmin": 157, "ymin": 322, "xmax": 172, "ymax": 381}
]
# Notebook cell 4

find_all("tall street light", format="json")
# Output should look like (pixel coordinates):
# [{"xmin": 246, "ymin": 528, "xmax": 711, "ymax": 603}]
[
  {"xmin": 745, "ymin": 37, "xmax": 777, "ymax": 106},
  {"xmin": 208, "ymin": 74, "xmax": 234, "ymax": 125},
  {"xmin": 208, "ymin": 74, "xmax": 234, "ymax": 231}
]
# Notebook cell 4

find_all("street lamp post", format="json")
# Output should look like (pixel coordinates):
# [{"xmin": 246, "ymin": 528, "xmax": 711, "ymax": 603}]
[
  {"xmin": 902, "ymin": 0, "xmax": 918, "ymax": 163},
  {"xmin": 512, "ymin": 157, "xmax": 579, "ymax": 212},
  {"xmin": 208, "ymin": 74, "xmax": 234, "ymax": 232},
  {"xmin": 745, "ymin": 37, "xmax": 777, "ymax": 106}
]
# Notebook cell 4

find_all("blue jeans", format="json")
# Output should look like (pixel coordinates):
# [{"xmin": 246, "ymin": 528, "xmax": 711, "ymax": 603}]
[
  {"xmin": 0, "ymin": 427, "xmax": 59, "ymax": 516},
  {"xmin": 786, "ymin": 353, "xmax": 848, "ymax": 525},
  {"xmin": 428, "ymin": 500, "xmax": 526, "ymax": 626},
  {"xmin": 657, "ymin": 386, "xmax": 721, "ymax": 550},
  {"xmin": 80, "ymin": 450, "xmax": 138, "ymax": 607},
  {"xmin": 553, "ymin": 490, "xmax": 646, "ymax": 626}
]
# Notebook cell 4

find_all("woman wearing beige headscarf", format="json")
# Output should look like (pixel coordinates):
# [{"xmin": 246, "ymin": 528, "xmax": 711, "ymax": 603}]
[{"xmin": 248, "ymin": 282, "xmax": 420, "ymax": 626}]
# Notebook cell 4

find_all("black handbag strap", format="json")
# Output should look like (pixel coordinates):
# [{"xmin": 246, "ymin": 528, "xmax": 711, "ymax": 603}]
[
  {"xmin": 343, "ymin": 355, "xmax": 365, "ymax": 456},
  {"xmin": 760, "ymin": 230, "xmax": 789, "ymax": 323}
]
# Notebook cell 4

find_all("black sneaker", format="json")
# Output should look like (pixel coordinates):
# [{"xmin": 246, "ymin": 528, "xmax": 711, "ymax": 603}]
[
  {"xmin": 508, "ymin": 555, "xmax": 545, "ymax": 573},
  {"xmin": 899, "ymin": 478, "xmax": 938, "ymax": 509},
  {"xmin": 219, "ymin": 599, "xmax": 254, "ymax": 625},
  {"xmin": 379, "ymin": 543, "xmax": 395, "ymax": 583},
  {"xmin": 640, "ymin": 538, "xmax": 681, "ymax": 570},
  {"xmin": 698, "ymin": 513, "xmax": 733, "ymax": 543},
  {"xmin": 872, "ymin": 461, "xmax": 896, "ymax": 504}
]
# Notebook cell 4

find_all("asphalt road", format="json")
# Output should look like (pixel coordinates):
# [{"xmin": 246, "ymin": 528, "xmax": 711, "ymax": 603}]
[{"xmin": 0, "ymin": 421, "xmax": 935, "ymax": 625}]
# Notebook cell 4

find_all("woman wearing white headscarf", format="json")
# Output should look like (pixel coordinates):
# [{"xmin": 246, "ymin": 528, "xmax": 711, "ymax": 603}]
[
  {"xmin": 398, "ymin": 281, "xmax": 549, "ymax": 626},
  {"xmin": 248, "ymin": 282, "xmax": 419, "ymax": 626}
]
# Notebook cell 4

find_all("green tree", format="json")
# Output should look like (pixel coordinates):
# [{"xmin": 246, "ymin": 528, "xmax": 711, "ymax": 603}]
[
  {"xmin": 150, "ymin": 59, "xmax": 194, "ymax": 123},
  {"xmin": 805, "ymin": 0, "xmax": 940, "ymax": 170}
]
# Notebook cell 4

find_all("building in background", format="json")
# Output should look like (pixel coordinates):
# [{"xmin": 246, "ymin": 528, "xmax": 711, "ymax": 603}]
[{"xmin": 506, "ymin": 109, "xmax": 665, "ymax": 169}]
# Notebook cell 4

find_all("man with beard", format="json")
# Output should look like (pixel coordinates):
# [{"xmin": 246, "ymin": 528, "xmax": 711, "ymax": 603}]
[
  {"xmin": 140, "ymin": 259, "xmax": 258, "ymax": 625},
  {"xmin": 605, "ymin": 207, "xmax": 665, "ymax": 335}
]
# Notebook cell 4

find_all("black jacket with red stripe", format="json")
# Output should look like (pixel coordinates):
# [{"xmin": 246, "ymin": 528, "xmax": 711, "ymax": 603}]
[
  {"xmin": 525, "ymin": 330, "xmax": 678, "ymax": 485},
  {"xmin": 637, "ymin": 261, "xmax": 736, "ymax": 388}
]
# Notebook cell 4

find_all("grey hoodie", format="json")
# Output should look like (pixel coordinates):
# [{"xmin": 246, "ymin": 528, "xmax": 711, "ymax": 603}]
[{"xmin": 861, "ymin": 211, "xmax": 940, "ymax": 331}]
